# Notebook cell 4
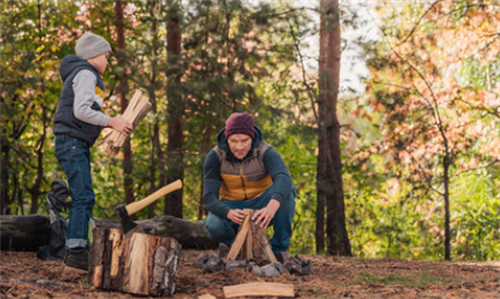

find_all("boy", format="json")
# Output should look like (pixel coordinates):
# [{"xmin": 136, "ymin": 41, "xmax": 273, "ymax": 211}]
[{"xmin": 53, "ymin": 32, "xmax": 133, "ymax": 270}]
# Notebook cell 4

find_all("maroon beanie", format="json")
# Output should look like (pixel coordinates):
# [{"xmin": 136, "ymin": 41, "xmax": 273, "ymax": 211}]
[{"xmin": 224, "ymin": 112, "xmax": 255, "ymax": 139}]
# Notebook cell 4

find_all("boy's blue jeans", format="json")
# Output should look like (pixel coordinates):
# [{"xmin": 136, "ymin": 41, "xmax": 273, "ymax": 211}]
[
  {"xmin": 55, "ymin": 134, "xmax": 94, "ymax": 250},
  {"xmin": 205, "ymin": 185, "xmax": 296, "ymax": 254}
]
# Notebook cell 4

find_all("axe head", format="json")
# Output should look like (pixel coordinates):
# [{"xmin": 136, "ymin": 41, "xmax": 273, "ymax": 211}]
[{"xmin": 117, "ymin": 204, "xmax": 142, "ymax": 238}]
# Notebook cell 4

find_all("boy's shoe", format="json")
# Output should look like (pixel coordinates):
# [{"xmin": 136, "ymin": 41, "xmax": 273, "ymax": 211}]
[{"xmin": 64, "ymin": 248, "xmax": 88, "ymax": 271}]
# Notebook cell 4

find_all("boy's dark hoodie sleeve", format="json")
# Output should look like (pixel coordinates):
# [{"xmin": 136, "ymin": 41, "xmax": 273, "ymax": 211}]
[
  {"xmin": 203, "ymin": 150, "xmax": 231, "ymax": 219},
  {"xmin": 263, "ymin": 146, "xmax": 293, "ymax": 204}
]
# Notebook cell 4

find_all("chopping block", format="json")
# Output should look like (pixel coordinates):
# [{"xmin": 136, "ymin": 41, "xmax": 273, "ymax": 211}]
[{"xmin": 88, "ymin": 227, "xmax": 181, "ymax": 297}]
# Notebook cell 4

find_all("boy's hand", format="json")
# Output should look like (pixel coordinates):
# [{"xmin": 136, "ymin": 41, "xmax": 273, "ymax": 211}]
[
  {"xmin": 108, "ymin": 115, "xmax": 133, "ymax": 136},
  {"xmin": 252, "ymin": 199, "xmax": 280, "ymax": 229}
]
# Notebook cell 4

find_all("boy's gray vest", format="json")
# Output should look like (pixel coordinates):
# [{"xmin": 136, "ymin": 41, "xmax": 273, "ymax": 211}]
[{"xmin": 53, "ymin": 61, "xmax": 104, "ymax": 147}]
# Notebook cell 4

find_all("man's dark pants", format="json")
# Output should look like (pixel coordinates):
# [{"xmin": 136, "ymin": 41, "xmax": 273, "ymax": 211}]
[{"xmin": 205, "ymin": 185, "xmax": 296, "ymax": 254}]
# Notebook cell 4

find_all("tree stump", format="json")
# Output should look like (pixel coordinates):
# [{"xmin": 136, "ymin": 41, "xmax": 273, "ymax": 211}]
[{"xmin": 88, "ymin": 227, "xmax": 181, "ymax": 297}]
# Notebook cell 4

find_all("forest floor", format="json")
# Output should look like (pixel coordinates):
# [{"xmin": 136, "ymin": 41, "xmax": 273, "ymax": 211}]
[{"xmin": 1, "ymin": 249, "xmax": 499, "ymax": 299}]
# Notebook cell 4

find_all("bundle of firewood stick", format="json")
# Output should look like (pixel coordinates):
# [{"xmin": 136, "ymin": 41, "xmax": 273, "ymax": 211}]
[{"xmin": 99, "ymin": 90, "xmax": 152, "ymax": 156}]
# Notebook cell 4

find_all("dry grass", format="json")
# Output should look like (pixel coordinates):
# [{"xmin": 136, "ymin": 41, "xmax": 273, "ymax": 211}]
[{"xmin": 1, "ymin": 250, "xmax": 499, "ymax": 298}]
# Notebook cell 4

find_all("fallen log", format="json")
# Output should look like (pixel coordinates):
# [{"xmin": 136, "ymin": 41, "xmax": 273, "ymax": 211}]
[
  {"xmin": 89, "ymin": 227, "xmax": 181, "ymax": 296},
  {"xmin": 0, "ymin": 215, "xmax": 217, "ymax": 252}
]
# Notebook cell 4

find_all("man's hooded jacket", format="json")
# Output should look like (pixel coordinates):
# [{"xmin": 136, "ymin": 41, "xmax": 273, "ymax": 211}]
[{"xmin": 203, "ymin": 126, "xmax": 293, "ymax": 219}]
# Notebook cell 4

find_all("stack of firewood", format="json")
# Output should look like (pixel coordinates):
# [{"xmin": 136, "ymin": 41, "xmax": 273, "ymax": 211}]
[{"xmin": 100, "ymin": 90, "xmax": 152, "ymax": 156}]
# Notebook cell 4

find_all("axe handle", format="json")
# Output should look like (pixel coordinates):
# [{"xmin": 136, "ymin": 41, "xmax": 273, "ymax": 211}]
[{"xmin": 125, "ymin": 179, "xmax": 182, "ymax": 215}]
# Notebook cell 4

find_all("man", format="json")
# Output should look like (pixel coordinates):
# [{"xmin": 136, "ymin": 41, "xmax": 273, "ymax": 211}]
[{"xmin": 203, "ymin": 112, "xmax": 296, "ymax": 255}]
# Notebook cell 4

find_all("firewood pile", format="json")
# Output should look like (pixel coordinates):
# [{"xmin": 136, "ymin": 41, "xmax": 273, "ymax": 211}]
[
  {"xmin": 195, "ymin": 210, "xmax": 312, "ymax": 277},
  {"xmin": 99, "ymin": 90, "xmax": 152, "ymax": 156},
  {"xmin": 194, "ymin": 249, "xmax": 313, "ymax": 277}
]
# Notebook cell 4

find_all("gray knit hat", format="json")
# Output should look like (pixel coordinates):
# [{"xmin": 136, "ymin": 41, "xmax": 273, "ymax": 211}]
[{"xmin": 75, "ymin": 32, "xmax": 112, "ymax": 60}]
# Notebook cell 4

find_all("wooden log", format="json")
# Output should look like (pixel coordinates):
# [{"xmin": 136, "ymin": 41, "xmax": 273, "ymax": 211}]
[
  {"xmin": 88, "ymin": 227, "xmax": 181, "ymax": 297},
  {"xmin": 226, "ymin": 210, "xmax": 277, "ymax": 263},
  {"xmin": 99, "ymin": 89, "xmax": 153, "ymax": 156},
  {"xmin": 226, "ymin": 213, "xmax": 251, "ymax": 260},
  {"xmin": 0, "ymin": 215, "xmax": 49, "ymax": 251},
  {"xmin": 107, "ymin": 94, "xmax": 151, "ymax": 153},
  {"xmin": 248, "ymin": 211, "xmax": 277, "ymax": 263},
  {"xmin": 242, "ymin": 221, "xmax": 253, "ymax": 260},
  {"xmin": 0, "ymin": 215, "xmax": 218, "ymax": 251},
  {"xmin": 223, "ymin": 282, "xmax": 294, "ymax": 298}
]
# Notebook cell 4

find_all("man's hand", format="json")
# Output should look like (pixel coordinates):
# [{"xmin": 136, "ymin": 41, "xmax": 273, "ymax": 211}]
[
  {"xmin": 252, "ymin": 199, "xmax": 280, "ymax": 229},
  {"xmin": 108, "ymin": 114, "xmax": 133, "ymax": 136},
  {"xmin": 227, "ymin": 209, "xmax": 248, "ymax": 225}
]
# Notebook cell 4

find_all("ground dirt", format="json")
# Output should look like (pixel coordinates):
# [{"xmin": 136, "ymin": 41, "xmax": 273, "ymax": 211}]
[{"xmin": 1, "ymin": 250, "xmax": 499, "ymax": 298}]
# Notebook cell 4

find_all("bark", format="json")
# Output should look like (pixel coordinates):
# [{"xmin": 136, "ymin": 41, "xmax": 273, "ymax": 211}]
[
  {"xmin": 164, "ymin": 1, "xmax": 184, "ymax": 218},
  {"xmin": 148, "ymin": 0, "xmax": 164, "ymax": 218},
  {"xmin": 317, "ymin": 0, "xmax": 351, "ymax": 256},
  {"xmin": 199, "ymin": 100, "xmax": 212, "ymax": 220},
  {"xmin": 28, "ymin": 1, "xmax": 47, "ymax": 215},
  {"xmin": 114, "ymin": 0, "xmax": 134, "ymax": 206},
  {"xmin": 0, "ymin": 215, "xmax": 218, "ymax": 252},
  {"xmin": 198, "ymin": 30, "xmax": 212, "ymax": 220},
  {"xmin": 315, "ymin": 183, "xmax": 325, "ymax": 253},
  {"xmin": 0, "ymin": 143, "xmax": 10, "ymax": 214},
  {"xmin": 444, "ymin": 154, "xmax": 451, "ymax": 261},
  {"xmin": 88, "ymin": 227, "xmax": 180, "ymax": 296},
  {"xmin": 27, "ymin": 105, "xmax": 46, "ymax": 215}
]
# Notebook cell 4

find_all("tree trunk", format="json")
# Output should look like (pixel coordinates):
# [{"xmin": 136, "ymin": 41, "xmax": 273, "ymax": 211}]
[
  {"xmin": 114, "ymin": 0, "xmax": 134, "ymax": 206},
  {"xmin": 0, "ymin": 140, "xmax": 11, "ymax": 215},
  {"xmin": 317, "ymin": 0, "xmax": 351, "ymax": 256},
  {"xmin": 164, "ymin": 1, "xmax": 184, "ymax": 218},
  {"xmin": 28, "ymin": 1, "xmax": 47, "ymax": 215},
  {"xmin": 443, "ymin": 154, "xmax": 451, "ymax": 261},
  {"xmin": 27, "ymin": 105, "xmax": 46, "ymax": 215},
  {"xmin": 0, "ymin": 215, "xmax": 218, "ymax": 252},
  {"xmin": 198, "ymin": 30, "xmax": 212, "ymax": 220},
  {"xmin": 315, "ymin": 183, "xmax": 325, "ymax": 253},
  {"xmin": 199, "ymin": 100, "xmax": 212, "ymax": 220},
  {"xmin": 88, "ymin": 227, "xmax": 180, "ymax": 297},
  {"xmin": 148, "ymin": 0, "xmax": 164, "ymax": 218}
]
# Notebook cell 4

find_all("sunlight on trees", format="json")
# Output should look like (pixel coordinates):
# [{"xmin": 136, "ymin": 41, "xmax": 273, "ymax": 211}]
[{"xmin": 1, "ymin": 0, "xmax": 498, "ymax": 261}]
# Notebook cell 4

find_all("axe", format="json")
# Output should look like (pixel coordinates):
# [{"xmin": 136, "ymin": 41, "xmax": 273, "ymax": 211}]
[{"xmin": 116, "ymin": 179, "xmax": 182, "ymax": 238}]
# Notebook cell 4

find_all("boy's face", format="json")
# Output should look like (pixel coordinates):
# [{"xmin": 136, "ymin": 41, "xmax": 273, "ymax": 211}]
[
  {"xmin": 227, "ymin": 133, "xmax": 252, "ymax": 160},
  {"xmin": 87, "ymin": 52, "xmax": 110, "ymax": 75}
]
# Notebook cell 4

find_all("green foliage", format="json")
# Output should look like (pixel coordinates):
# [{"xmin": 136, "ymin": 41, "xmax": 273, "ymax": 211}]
[
  {"xmin": 354, "ymin": 0, "xmax": 500, "ymax": 261},
  {"xmin": 0, "ymin": 0, "xmax": 317, "ymax": 253},
  {"xmin": 2, "ymin": 0, "xmax": 499, "ymax": 262},
  {"xmin": 451, "ymin": 171, "xmax": 500, "ymax": 260}
]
